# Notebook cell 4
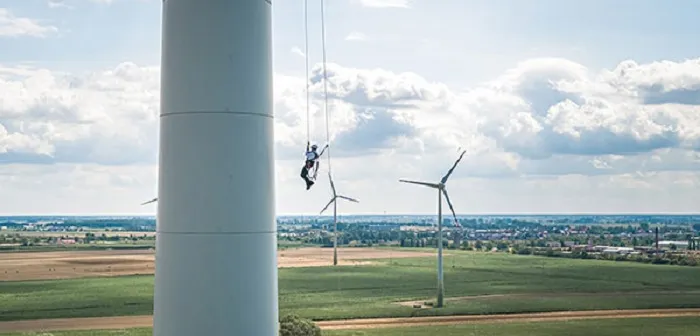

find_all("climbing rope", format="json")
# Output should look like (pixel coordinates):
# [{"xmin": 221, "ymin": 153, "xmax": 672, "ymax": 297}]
[
  {"xmin": 320, "ymin": 0, "xmax": 332, "ymax": 174},
  {"xmin": 301, "ymin": 0, "xmax": 332, "ymax": 177},
  {"xmin": 303, "ymin": 0, "xmax": 311, "ymax": 144}
]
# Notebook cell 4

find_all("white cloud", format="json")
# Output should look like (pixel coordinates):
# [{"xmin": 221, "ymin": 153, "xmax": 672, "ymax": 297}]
[
  {"xmin": 48, "ymin": 0, "xmax": 73, "ymax": 9},
  {"xmin": 2, "ymin": 56, "xmax": 700, "ymax": 214},
  {"xmin": 354, "ymin": 0, "xmax": 412, "ymax": 8},
  {"xmin": 345, "ymin": 32, "xmax": 367, "ymax": 41},
  {"xmin": 0, "ymin": 8, "xmax": 59, "ymax": 38},
  {"xmin": 291, "ymin": 47, "xmax": 305, "ymax": 58}
]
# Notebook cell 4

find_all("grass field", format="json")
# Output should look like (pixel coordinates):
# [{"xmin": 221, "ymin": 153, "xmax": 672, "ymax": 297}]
[
  {"xmin": 325, "ymin": 317, "xmax": 700, "ymax": 336},
  {"xmin": 1, "ymin": 317, "xmax": 699, "ymax": 336},
  {"xmin": 2, "ymin": 250, "xmax": 699, "ymax": 322}
]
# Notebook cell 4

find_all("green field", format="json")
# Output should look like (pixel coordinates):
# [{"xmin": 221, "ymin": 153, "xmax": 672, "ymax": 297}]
[
  {"xmin": 326, "ymin": 317, "xmax": 700, "ymax": 336},
  {"xmin": 2, "ymin": 317, "xmax": 700, "ymax": 336},
  {"xmin": 1, "ymin": 250, "xmax": 700, "ymax": 322}
]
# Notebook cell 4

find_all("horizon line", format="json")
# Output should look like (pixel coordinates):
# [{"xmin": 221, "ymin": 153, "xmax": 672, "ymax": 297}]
[{"xmin": 2, "ymin": 212, "xmax": 700, "ymax": 217}]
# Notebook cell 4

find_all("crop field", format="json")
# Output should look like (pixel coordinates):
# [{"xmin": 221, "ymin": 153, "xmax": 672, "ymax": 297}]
[
  {"xmin": 325, "ymin": 316, "xmax": 700, "ymax": 336},
  {"xmin": 1, "ymin": 315, "xmax": 700, "ymax": 336},
  {"xmin": 0, "ymin": 247, "xmax": 434, "ymax": 281},
  {"xmin": 1, "ymin": 248, "xmax": 699, "ymax": 327}
]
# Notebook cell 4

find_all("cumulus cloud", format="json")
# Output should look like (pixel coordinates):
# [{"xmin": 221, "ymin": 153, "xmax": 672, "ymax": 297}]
[
  {"xmin": 0, "ymin": 63, "xmax": 159, "ymax": 165},
  {"xmin": 4, "ymin": 55, "xmax": 700, "ymax": 213},
  {"xmin": 3, "ymin": 56, "xmax": 700, "ymax": 188},
  {"xmin": 467, "ymin": 58, "xmax": 700, "ymax": 164},
  {"xmin": 0, "ymin": 8, "xmax": 58, "ymax": 38}
]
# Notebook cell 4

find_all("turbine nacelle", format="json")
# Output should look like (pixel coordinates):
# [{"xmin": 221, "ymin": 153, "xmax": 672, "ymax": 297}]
[
  {"xmin": 320, "ymin": 172, "xmax": 359, "ymax": 215},
  {"xmin": 398, "ymin": 150, "xmax": 466, "ymax": 226}
]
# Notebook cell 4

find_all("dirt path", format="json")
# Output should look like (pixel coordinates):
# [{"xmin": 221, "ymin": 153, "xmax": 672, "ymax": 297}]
[{"xmin": 0, "ymin": 308, "xmax": 699, "ymax": 333}]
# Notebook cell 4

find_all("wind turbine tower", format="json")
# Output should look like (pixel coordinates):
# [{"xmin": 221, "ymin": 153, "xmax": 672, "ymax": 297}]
[
  {"xmin": 153, "ymin": 1, "xmax": 278, "ymax": 335},
  {"xmin": 399, "ymin": 150, "xmax": 466, "ymax": 308},
  {"xmin": 320, "ymin": 173, "xmax": 359, "ymax": 266}
]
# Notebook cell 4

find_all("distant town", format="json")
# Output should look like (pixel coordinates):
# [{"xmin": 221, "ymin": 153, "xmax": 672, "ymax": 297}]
[{"xmin": 1, "ymin": 214, "xmax": 698, "ymax": 266}]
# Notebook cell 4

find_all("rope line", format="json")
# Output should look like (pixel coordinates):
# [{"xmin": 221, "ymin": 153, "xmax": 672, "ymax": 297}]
[
  {"xmin": 303, "ymin": 0, "xmax": 311, "ymax": 144},
  {"xmin": 320, "ymin": 0, "xmax": 332, "ymax": 174}
]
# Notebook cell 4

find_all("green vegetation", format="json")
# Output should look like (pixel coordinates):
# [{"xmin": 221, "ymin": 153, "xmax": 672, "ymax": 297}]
[
  {"xmin": 2, "ymin": 317, "xmax": 700, "ymax": 336},
  {"xmin": 0, "ymin": 232, "xmax": 304, "ymax": 252},
  {"xmin": 280, "ymin": 314, "xmax": 322, "ymax": 336},
  {"xmin": 2, "ymin": 251, "xmax": 700, "ymax": 322},
  {"xmin": 326, "ymin": 317, "xmax": 700, "ymax": 336},
  {"xmin": 0, "ymin": 232, "xmax": 155, "ymax": 252},
  {"xmin": 511, "ymin": 245, "xmax": 699, "ymax": 267}
]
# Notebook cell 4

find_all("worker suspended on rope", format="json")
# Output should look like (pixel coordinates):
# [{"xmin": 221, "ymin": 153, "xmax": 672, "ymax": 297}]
[{"xmin": 301, "ymin": 142, "xmax": 328, "ymax": 190}]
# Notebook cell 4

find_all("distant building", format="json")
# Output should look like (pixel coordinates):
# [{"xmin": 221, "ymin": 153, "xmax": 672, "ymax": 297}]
[
  {"xmin": 601, "ymin": 247, "xmax": 635, "ymax": 255},
  {"xmin": 657, "ymin": 240, "xmax": 689, "ymax": 250},
  {"xmin": 546, "ymin": 241, "xmax": 561, "ymax": 248}
]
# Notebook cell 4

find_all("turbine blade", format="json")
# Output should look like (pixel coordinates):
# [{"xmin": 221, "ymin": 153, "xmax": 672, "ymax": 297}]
[
  {"xmin": 441, "ymin": 189, "xmax": 458, "ymax": 225},
  {"xmin": 441, "ymin": 150, "xmax": 466, "ymax": 184},
  {"xmin": 320, "ymin": 197, "xmax": 335, "ymax": 214},
  {"xmin": 399, "ymin": 179, "xmax": 440, "ymax": 188},
  {"xmin": 141, "ymin": 198, "xmax": 158, "ymax": 205},
  {"xmin": 329, "ymin": 172, "xmax": 337, "ymax": 196},
  {"xmin": 337, "ymin": 195, "xmax": 359, "ymax": 203}
]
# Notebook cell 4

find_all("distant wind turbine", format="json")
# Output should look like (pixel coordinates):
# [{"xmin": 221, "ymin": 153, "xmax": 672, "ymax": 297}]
[
  {"xmin": 320, "ymin": 172, "xmax": 359, "ymax": 266},
  {"xmin": 141, "ymin": 198, "xmax": 158, "ymax": 205},
  {"xmin": 399, "ymin": 150, "xmax": 466, "ymax": 308}
]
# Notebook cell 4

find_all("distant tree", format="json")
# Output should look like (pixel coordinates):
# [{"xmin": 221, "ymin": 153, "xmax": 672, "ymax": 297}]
[
  {"xmin": 279, "ymin": 314, "xmax": 321, "ymax": 336},
  {"xmin": 496, "ymin": 241, "xmax": 508, "ymax": 250}
]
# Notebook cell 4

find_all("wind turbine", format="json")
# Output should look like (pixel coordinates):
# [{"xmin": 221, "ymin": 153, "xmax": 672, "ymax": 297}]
[
  {"xmin": 320, "ymin": 172, "xmax": 359, "ymax": 266},
  {"xmin": 141, "ymin": 198, "xmax": 158, "ymax": 205},
  {"xmin": 399, "ymin": 150, "xmax": 466, "ymax": 308}
]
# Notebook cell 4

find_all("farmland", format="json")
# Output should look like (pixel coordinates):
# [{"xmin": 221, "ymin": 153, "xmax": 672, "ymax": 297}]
[
  {"xmin": 0, "ymin": 247, "xmax": 433, "ymax": 281},
  {"xmin": 2, "ymin": 247, "xmax": 699, "ymax": 326},
  {"xmin": 1, "ymin": 314, "xmax": 700, "ymax": 335}
]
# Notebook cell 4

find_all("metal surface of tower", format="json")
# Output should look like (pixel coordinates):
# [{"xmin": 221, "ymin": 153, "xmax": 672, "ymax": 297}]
[{"xmin": 153, "ymin": 0, "xmax": 278, "ymax": 335}]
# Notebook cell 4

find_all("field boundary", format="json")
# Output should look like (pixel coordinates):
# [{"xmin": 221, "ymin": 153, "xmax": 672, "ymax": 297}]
[
  {"xmin": 395, "ymin": 290, "xmax": 700, "ymax": 308},
  {"xmin": 1, "ymin": 308, "xmax": 699, "ymax": 333}
]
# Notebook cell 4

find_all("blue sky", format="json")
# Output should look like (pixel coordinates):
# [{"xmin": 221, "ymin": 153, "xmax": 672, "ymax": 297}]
[
  {"xmin": 6, "ymin": 0, "xmax": 700, "ymax": 83},
  {"xmin": 1, "ymin": 0, "xmax": 700, "ymax": 215}
]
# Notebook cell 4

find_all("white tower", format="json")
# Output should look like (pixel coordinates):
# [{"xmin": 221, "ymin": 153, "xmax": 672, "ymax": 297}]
[{"xmin": 153, "ymin": 1, "xmax": 278, "ymax": 335}]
